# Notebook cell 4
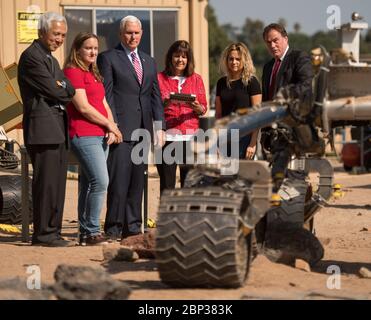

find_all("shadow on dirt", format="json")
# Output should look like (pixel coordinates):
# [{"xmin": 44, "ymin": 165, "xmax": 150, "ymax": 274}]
[
  {"xmin": 122, "ymin": 279, "xmax": 168, "ymax": 290},
  {"xmin": 104, "ymin": 259, "xmax": 157, "ymax": 274},
  {"xmin": 0, "ymin": 235, "xmax": 32, "ymax": 246},
  {"xmin": 325, "ymin": 204, "xmax": 371, "ymax": 210},
  {"xmin": 103, "ymin": 259, "xmax": 168, "ymax": 290},
  {"xmin": 312, "ymin": 260, "xmax": 371, "ymax": 275},
  {"xmin": 350, "ymin": 184, "xmax": 371, "ymax": 189}
]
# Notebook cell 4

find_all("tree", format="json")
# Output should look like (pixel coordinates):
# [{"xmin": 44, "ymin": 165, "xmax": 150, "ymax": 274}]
[
  {"xmin": 311, "ymin": 30, "xmax": 338, "ymax": 52},
  {"xmin": 360, "ymin": 29, "xmax": 371, "ymax": 55},
  {"xmin": 239, "ymin": 18, "xmax": 264, "ymax": 47},
  {"xmin": 288, "ymin": 32, "xmax": 311, "ymax": 53},
  {"xmin": 207, "ymin": 5, "xmax": 231, "ymax": 91},
  {"xmin": 293, "ymin": 22, "xmax": 301, "ymax": 33},
  {"xmin": 221, "ymin": 23, "xmax": 239, "ymax": 42},
  {"xmin": 365, "ymin": 29, "xmax": 371, "ymax": 42},
  {"xmin": 237, "ymin": 18, "xmax": 269, "ymax": 78},
  {"xmin": 277, "ymin": 18, "xmax": 287, "ymax": 29}
]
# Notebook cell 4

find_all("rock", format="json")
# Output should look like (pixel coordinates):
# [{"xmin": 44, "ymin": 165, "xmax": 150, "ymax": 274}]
[
  {"xmin": 120, "ymin": 229, "xmax": 156, "ymax": 259},
  {"xmin": 360, "ymin": 227, "xmax": 369, "ymax": 232},
  {"xmin": 103, "ymin": 244, "xmax": 140, "ymax": 262},
  {"xmin": 52, "ymin": 265, "xmax": 131, "ymax": 300},
  {"xmin": 359, "ymin": 267, "xmax": 371, "ymax": 279},
  {"xmin": 116, "ymin": 247, "xmax": 139, "ymax": 262},
  {"xmin": 295, "ymin": 259, "xmax": 311, "ymax": 272},
  {"xmin": 102, "ymin": 244, "xmax": 121, "ymax": 261},
  {"xmin": 357, "ymin": 213, "xmax": 362, "ymax": 216},
  {"xmin": 0, "ymin": 277, "xmax": 53, "ymax": 300},
  {"xmin": 318, "ymin": 237, "xmax": 331, "ymax": 246}
]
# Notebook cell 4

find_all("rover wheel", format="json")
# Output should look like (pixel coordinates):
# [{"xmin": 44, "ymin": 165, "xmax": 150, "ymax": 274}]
[
  {"xmin": 0, "ymin": 175, "xmax": 32, "ymax": 225},
  {"xmin": 156, "ymin": 187, "xmax": 252, "ymax": 288},
  {"xmin": 264, "ymin": 227, "xmax": 324, "ymax": 266}
]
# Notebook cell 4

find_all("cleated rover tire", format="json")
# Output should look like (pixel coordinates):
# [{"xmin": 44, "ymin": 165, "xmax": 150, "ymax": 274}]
[
  {"xmin": 266, "ymin": 175, "xmax": 308, "ymax": 229},
  {"xmin": 156, "ymin": 187, "xmax": 252, "ymax": 288},
  {"xmin": 263, "ymin": 227, "xmax": 324, "ymax": 266},
  {"xmin": 263, "ymin": 175, "xmax": 324, "ymax": 266},
  {"xmin": 0, "ymin": 175, "xmax": 32, "ymax": 225}
]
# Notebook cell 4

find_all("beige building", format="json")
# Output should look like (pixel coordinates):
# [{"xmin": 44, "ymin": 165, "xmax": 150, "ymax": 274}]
[{"xmin": 0, "ymin": 0, "xmax": 209, "ymax": 139}]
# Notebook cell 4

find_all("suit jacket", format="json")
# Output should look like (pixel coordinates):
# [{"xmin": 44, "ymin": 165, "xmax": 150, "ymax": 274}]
[
  {"xmin": 18, "ymin": 39, "xmax": 75, "ymax": 145},
  {"xmin": 262, "ymin": 48, "xmax": 313, "ymax": 102},
  {"xmin": 97, "ymin": 44, "xmax": 165, "ymax": 142}
]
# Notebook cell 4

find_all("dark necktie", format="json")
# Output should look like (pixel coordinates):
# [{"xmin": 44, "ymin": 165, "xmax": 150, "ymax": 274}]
[
  {"xmin": 131, "ymin": 51, "xmax": 143, "ymax": 85},
  {"xmin": 268, "ymin": 59, "xmax": 281, "ymax": 100}
]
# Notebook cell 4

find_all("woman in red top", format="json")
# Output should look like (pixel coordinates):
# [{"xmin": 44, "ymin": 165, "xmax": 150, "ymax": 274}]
[
  {"xmin": 64, "ymin": 32, "xmax": 122, "ymax": 245},
  {"xmin": 157, "ymin": 40, "xmax": 207, "ymax": 193}
]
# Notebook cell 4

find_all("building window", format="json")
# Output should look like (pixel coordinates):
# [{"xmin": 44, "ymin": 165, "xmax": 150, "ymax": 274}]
[
  {"xmin": 64, "ymin": 10, "xmax": 93, "ymax": 54},
  {"xmin": 65, "ymin": 8, "xmax": 177, "ymax": 71},
  {"xmin": 153, "ymin": 11, "xmax": 177, "ymax": 70}
]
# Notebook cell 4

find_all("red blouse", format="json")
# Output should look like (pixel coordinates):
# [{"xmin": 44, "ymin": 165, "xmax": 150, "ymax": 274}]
[
  {"xmin": 157, "ymin": 72, "xmax": 207, "ymax": 135},
  {"xmin": 64, "ymin": 67, "xmax": 108, "ymax": 138}
]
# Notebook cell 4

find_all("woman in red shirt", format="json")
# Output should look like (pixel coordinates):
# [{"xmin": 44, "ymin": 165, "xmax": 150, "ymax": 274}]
[
  {"xmin": 64, "ymin": 32, "xmax": 122, "ymax": 245},
  {"xmin": 157, "ymin": 40, "xmax": 207, "ymax": 193}
]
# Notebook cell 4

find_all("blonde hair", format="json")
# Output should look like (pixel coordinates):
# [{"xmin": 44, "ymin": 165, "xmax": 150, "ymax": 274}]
[
  {"xmin": 64, "ymin": 32, "xmax": 103, "ymax": 82},
  {"xmin": 219, "ymin": 42, "xmax": 256, "ymax": 88}
]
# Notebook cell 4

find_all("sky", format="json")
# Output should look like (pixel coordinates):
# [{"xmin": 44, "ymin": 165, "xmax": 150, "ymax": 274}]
[{"xmin": 209, "ymin": 0, "xmax": 371, "ymax": 35}]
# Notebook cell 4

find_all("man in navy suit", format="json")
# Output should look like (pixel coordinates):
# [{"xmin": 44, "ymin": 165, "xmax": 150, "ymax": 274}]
[{"xmin": 97, "ymin": 15, "xmax": 165, "ymax": 241}]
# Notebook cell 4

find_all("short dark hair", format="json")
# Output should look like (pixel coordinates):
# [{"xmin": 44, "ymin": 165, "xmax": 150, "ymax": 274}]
[
  {"xmin": 263, "ymin": 23, "xmax": 288, "ymax": 40},
  {"xmin": 164, "ymin": 40, "xmax": 195, "ymax": 77}
]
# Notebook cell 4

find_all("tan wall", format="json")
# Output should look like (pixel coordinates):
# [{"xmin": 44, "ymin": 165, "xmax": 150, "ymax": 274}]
[
  {"xmin": 189, "ymin": 0, "xmax": 209, "ymax": 103},
  {"xmin": 0, "ymin": 0, "xmax": 63, "ymax": 67}
]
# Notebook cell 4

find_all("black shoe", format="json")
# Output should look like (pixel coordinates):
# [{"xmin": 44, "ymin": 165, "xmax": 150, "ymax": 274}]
[
  {"xmin": 79, "ymin": 234, "xmax": 87, "ymax": 246},
  {"xmin": 32, "ymin": 238, "xmax": 72, "ymax": 247},
  {"xmin": 86, "ymin": 234, "xmax": 109, "ymax": 246},
  {"xmin": 104, "ymin": 234, "xmax": 121, "ymax": 243}
]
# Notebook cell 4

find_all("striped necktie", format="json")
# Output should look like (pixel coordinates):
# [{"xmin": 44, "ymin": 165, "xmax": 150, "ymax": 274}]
[{"xmin": 131, "ymin": 51, "xmax": 143, "ymax": 85}]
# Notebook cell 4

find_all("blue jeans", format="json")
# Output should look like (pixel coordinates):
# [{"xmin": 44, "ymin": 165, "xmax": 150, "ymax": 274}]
[{"xmin": 71, "ymin": 136, "xmax": 109, "ymax": 236}]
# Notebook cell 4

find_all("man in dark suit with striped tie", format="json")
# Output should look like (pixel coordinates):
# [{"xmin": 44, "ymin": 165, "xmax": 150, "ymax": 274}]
[{"xmin": 97, "ymin": 15, "xmax": 165, "ymax": 241}]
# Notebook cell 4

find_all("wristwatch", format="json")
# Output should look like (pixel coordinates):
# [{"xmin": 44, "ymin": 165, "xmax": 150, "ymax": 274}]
[{"xmin": 57, "ymin": 80, "xmax": 67, "ymax": 89}]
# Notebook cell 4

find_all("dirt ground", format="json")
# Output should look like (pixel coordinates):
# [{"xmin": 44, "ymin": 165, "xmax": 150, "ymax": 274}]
[{"xmin": 0, "ymin": 159, "xmax": 370, "ymax": 300}]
